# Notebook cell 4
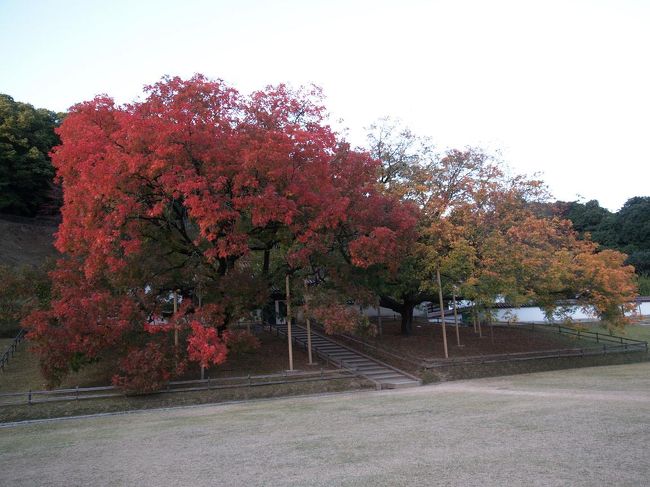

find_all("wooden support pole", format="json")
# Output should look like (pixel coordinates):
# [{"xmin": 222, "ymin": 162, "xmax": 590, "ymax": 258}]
[
  {"xmin": 437, "ymin": 268, "xmax": 449, "ymax": 359},
  {"xmin": 173, "ymin": 290, "xmax": 179, "ymax": 348},
  {"xmin": 286, "ymin": 274, "xmax": 294, "ymax": 371},
  {"xmin": 196, "ymin": 285, "xmax": 205, "ymax": 381},
  {"xmin": 303, "ymin": 281, "xmax": 313, "ymax": 365},
  {"xmin": 453, "ymin": 291, "xmax": 461, "ymax": 347},
  {"xmin": 306, "ymin": 317, "xmax": 313, "ymax": 365}
]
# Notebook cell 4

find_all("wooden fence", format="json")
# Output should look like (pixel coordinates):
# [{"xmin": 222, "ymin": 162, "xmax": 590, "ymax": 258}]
[
  {"xmin": 421, "ymin": 343, "xmax": 647, "ymax": 369},
  {"xmin": 0, "ymin": 329, "xmax": 26, "ymax": 372},
  {"xmin": 514, "ymin": 322, "xmax": 649, "ymax": 348},
  {"xmin": 0, "ymin": 368, "xmax": 354, "ymax": 407},
  {"xmin": 313, "ymin": 322, "xmax": 648, "ymax": 371}
]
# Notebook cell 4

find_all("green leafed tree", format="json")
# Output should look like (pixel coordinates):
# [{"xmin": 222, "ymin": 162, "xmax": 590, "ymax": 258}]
[
  {"xmin": 560, "ymin": 197, "xmax": 650, "ymax": 278},
  {"xmin": 614, "ymin": 197, "xmax": 650, "ymax": 275},
  {"xmin": 0, "ymin": 94, "xmax": 63, "ymax": 216}
]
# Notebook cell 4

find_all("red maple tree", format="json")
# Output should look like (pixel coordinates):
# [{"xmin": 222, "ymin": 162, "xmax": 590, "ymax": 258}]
[{"xmin": 23, "ymin": 75, "xmax": 412, "ymax": 390}]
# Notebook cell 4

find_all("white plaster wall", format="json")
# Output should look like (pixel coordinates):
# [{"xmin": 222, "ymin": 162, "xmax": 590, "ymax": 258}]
[
  {"xmin": 493, "ymin": 306, "xmax": 596, "ymax": 324},
  {"xmin": 334, "ymin": 300, "xmax": 648, "ymax": 324},
  {"xmin": 359, "ymin": 304, "xmax": 429, "ymax": 318},
  {"xmin": 494, "ymin": 302, "xmax": 650, "ymax": 323},
  {"xmin": 636, "ymin": 302, "xmax": 650, "ymax": 317}
]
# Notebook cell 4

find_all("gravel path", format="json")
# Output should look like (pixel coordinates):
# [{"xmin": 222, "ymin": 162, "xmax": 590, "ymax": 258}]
[{"xmin": 2, "ymin": 362, "xmax": 650, "ymax": 486}]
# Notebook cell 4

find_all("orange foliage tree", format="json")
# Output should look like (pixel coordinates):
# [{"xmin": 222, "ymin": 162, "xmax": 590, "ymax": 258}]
[{"xmin": 363, "ymin": 119, "xmax": 638, "ymax": 336}]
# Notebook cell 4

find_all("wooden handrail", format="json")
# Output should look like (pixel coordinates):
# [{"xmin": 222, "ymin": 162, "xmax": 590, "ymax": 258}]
[{"xmin": 0, "ymin": 329, "xmax": 26, "ymax": 372}]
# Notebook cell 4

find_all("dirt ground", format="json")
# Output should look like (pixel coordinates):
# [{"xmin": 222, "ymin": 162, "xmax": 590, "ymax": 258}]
[
  {"xmin": 205, "ymin": 330, "xmax": 333, "ymax": 378},
  {"xmin": 2, "ymin": 362, "xmax": 649, "ymax": 486},
  {"xmin": 364, "ymin": 318, "xmax": 595, "ymax": 360}
]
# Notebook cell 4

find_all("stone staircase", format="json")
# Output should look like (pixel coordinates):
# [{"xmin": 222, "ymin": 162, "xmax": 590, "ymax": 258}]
[{"xmin": 269, "ymin": 322, "xmax": 420, "ymax": 390}]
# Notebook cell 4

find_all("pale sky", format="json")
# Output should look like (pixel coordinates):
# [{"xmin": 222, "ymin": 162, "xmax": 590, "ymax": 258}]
[{"xmin": 1, "ymin": 0, "xmax": 648, "ymax": 211}]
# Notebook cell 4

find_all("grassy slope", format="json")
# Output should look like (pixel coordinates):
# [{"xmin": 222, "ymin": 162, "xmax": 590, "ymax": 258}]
[
  {"xmin": 0, "ymin": 332, "xmax": 331, "ymax": 394},
  {"xmin": 604, "ymin": 323, "xmax": 650, "ymax": 342},
  {"xmin": 0, "ymin": 217, "xmax": 57, "ymax": 267}
]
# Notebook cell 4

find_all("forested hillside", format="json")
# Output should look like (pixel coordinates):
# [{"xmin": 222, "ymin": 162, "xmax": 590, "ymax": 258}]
[
  {"xmin": 557, "ymin": 198, "xmax": 650, "ymax": 293},
  {"xmin": 0, "ymin": 94, "xmax": 62, "ymax": 216}
]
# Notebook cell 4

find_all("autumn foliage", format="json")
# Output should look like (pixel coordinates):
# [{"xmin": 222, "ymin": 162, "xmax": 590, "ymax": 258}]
[
  {"xmin": 23, "ymin": 75, "xmax": 412, "ymax": 390},
  {"xmin": 23, "ymin": 76, "xmax": 638, "ymax": 390},
  {"xmin": 364, "ymin": 120, "xmax": 638, "ymax": 333}
]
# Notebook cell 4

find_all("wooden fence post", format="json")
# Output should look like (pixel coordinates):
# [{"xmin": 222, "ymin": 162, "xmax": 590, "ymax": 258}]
[
  {"xmin": 303, "ymin": 281, "xmax": 314, "ymax": 365},
  {"xmin": 436, "ymin": 268, "xmax": 449, "ymax": 359},
  {"xmin": 286, "ymin": 274, "xmax": 294, "ymax": 371}
]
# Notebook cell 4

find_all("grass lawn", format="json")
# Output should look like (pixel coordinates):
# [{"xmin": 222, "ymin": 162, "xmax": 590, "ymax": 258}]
[
  {"xmin": 611, "ymin": 323, "xmax": 650, "ymax": 342},
  {"xmin": 566, "ymin": 321, "xmax": 650, "ymax": 343},
  {"xmin": 2, "ymin": 362, "xmax": 650, "ymax": 486}
]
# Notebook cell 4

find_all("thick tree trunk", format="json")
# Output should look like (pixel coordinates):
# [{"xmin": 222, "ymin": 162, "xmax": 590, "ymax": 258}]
[
  {"xmin": 379, "ymin": 295, "xmax": 430, "ymax": 337},
  {"xmin": 262, "ymin": 249, "xmax": 270, "ymax": 275},
  {"xmin": 400, "ymin": 304, "xmax": 414, "ymax": 336}
]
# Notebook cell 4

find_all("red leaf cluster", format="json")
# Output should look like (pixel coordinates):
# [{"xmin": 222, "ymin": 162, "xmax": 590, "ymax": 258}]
[
  {"xmin": 187, "ymin": 321, "xmax": 228, "ymax": 369},
  {"xmin": 112, "ymin": 342, "xmax": 174, "ymax": 394}
]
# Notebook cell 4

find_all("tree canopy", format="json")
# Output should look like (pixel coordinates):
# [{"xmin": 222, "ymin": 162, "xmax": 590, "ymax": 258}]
[
  {"xmin": 0, "ymin": 94, "xmax": 62, "ymax": 216},
  {"xmin": 24, "ymin": 75, "xmax": 413, "ymax": 390},
  {"xmin": 23, "ymin": 78, "xmax": 640, "ymax": 391},
  {"xmin": 361, "ymin": 119, "xmax": 638, "ymax": 335}
]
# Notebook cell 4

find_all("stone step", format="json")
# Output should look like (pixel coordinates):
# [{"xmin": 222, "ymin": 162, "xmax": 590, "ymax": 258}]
[
  {"xmin": 380, "ymin": 380, "xmax": 420, "ymax": 389},
  {"xmin": 337, "ymin": 358, "xmax": 373, "ymax": 364},
  {"xmin": 361, "ymin": 369, "xmax": 399, "ymax": 376},
  {"xmin": 355, "ymin": 366, "xmax": 389, "ymax": 373},
  {"xmin": 344, "ymin": 361, "xmax": 377, "ymax": 367},
  {"xmin": 268, "ymin": 323, "xmax": 419, "ymax": 390},
  {"xmin": 364, "ymin": 373, "xmax": 405, "ymax": 380},
  {"xmin": 339, "ymin": 355, "xmax": 375, "ymax": 364}
]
